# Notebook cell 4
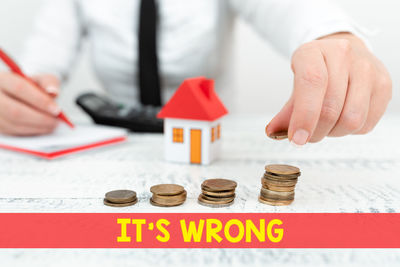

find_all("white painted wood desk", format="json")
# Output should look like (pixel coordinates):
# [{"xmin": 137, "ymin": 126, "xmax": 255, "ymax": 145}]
[{"xmin": 0, "ymin": 114, "xmax": 399, "ymax": 266}]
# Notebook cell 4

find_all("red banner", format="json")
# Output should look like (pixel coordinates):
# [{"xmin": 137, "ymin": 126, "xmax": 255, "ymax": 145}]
[{"xmin": 0, "ymin": 213, "xmax": 399, "ymax": 248}]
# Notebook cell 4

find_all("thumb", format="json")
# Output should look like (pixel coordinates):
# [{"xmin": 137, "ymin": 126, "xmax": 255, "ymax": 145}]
[
  {"xmin": 266, "ymin": 97, "xmax": 294, "ymax": 137},
  {"xmin": 31, "ymin": 74, "xmax": 60, "ymax": 97}
]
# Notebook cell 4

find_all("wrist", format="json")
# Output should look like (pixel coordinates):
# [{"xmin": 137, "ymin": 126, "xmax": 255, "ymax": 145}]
[{"xmin": 318, "ymin": 32, "xmax": 367, "ymax": 48}]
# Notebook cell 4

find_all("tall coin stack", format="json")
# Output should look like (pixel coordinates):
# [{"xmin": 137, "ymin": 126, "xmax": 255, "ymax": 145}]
[{"xmin": 259, "ymin": 164, "xmax": 301, "ymax": 206}]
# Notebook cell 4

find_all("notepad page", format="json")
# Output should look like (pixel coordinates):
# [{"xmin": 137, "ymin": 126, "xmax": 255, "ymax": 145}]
[{"xmin": 0, "ymin": 124, "xmax": 128, "ymax": 153}]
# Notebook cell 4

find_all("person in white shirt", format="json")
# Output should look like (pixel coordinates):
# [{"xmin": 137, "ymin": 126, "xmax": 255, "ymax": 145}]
[{"xmin": 0, "ymin": 0, "xmax": 392, "ymax": 146}]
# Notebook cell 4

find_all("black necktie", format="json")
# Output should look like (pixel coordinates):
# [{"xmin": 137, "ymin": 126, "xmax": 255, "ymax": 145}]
[{"xmin": 138, "ymin": 0, "xmax": 161, "ymax": 106}]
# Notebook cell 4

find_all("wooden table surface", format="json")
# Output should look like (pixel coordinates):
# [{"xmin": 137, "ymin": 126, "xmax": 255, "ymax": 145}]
[{"xmin": 1, "ymin": 114, "xmax": 399, "ymax": 266}]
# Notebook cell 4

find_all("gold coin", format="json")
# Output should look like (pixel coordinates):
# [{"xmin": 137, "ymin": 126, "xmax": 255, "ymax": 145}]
[
  {"xmin": 201, "ymin": 194, "xmax": 235, "ymax": 202},
  {"xmin": 150, "ymin": 198, "xmax": 185, "ymax": 207},
  {"xmin": 150, "ymin": 184, "xmax": 185, "ymax": 196},
  {"xmin": 258, "ymin": 196, "xmax": 293, "ymax": 206},
  {"xmin": 264, "ymin": 172, "xmax": 300, "ymax": 180},
  {"xmin": 260, "ymin": 188, "xmax": 294, "ymax": 200},
  {"xmin": 105, "ymin": 190, "xmax": 137, "ymax": 204},
  {"xmin": 265, "ymin": 164, "xmax": 300, "ymax": 176},
  {"xmin": 153, "ymin": 190, "xmax": 187, "ymax": 201},
  {"xmin": 103, "ymin": 198, "xmax": 138, "ymax": 207},
  {"xmin": 261, "ymin": 177, "xmax": 298, "ymax": 187},
  {"xmin": 198, "ymin": 194, "xmax": 234, "ymax": 205},
  {"xmin": 152, "ymin": 191, "xmax": 187, "ymax": 205},
  {"xmin": 268, "ymin": 130, "xmax": 288, "ymax": 140},
  {"xmin": 198, "ymin": 196, "xmax": 234, "ymax": 208},
  {"xmin": 202, "ymin": 189, "xmax": 235, "ymax": 198},
  {"xmin": 263, "ymin": 184, "xmax": 296, "ymax": 192},
  {"xmin": 201, "ymin": 178, "xmax": 237, "ymax": 192},
  {"xmin": 263, "ymin": 175, "xmax": 299, "ymax": 184}
]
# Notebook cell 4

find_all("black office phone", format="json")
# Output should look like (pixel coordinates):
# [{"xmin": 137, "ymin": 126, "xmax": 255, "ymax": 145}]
[{"xmin": 76, "ymin": 92, "xmax": 163, "ymax": 133}]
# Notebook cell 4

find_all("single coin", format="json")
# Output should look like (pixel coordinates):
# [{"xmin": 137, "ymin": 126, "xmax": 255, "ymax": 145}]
[
  {"xmin": 259, "ymin": 195, "xmax": 294, "ymax": 202},
  {"xmin": 260, "ymin": 187, "xmax": 294, "ymax": 197},
  {"xmin": 262, "ymin": 174, "xmax": 298, "ymax": 182},
  {"xmin": 263, "ymin": 184, "xmax": 296, "ymax": 192},
  {"xmin": 152, "ymin": 190, "xmax": 187, "ymax": 201},
  {"xmin": 201, "ymin": 178, "xmax": 237, "ymax": 192},
  {"xmin": 105, "ymin": 190, "xmax": 137, "ymax": 204},
  {"xmin": 258, "ymin": 196, "xmax": 293, "ymax": 206},
  {"xmin": 152, "ymin": 191, "xmax": 187, "ymax": 205},
  {"xmin": 150, "ymin": 184, "xmax": 185, "ymax": 196},
  {"xmin": 262, "ymin": 177, "xmax": 298, "ymax": 187},
  {"xmin": 198, "ymin": 196, "xmax": 234, "ymax": 208},
  {"xmin": 265, "ymin": 164, "xmax": 300, "ymax": 176},
  {"xmin": 268, "ymin": 130, "xmax": 288, "ymax": 140},
  {"xmin": 150, "ymin": 198, "xmax": 185, "ymax": 207},
  {"xmin": 103, "ymin": 198, "xmax": 138, "ymax": 207},
  {"xmin": 202, "ymin": 189, "xmax": 235, "ymax": 198},
  {"xmin": 201, "ymin": 194, "xmax": 235, "ymax": 202},
  {"xmin": 260, "ymin": 188, "xmax": 294, "ymax": 200},
  {"xmin": 198, "ymin": 194, "xmax": 234, "ymax": 205},
  {"xmin": 264, "ymin": 172, "xmax": 300, "ymax": 180}
]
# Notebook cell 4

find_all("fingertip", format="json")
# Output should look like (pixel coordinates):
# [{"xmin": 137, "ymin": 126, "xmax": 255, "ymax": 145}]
[
  {"xmin": 290, "ymin": 128, "xmax": 310, "ymax": 146},
  {"xmin": 266, "ymin": 118, "xmax": 284, "ymax": 136},
  {"xmin": 31, "ymin": 75, "xmax": 60, "ymax": 96},
  {"xmin": 47, "ymin": 103, "xmax": 61, "ymax": 116},
  {"xmin": 265, "ymin": 123, "xmax": 270, "ymax": 136},
  {"xmin": 288, "ymin": 103, "xmax": 322, "ymax": 145},
  {"xmin": 45, "ymin": 85, "xmax": 60, "ymax": 96},
  {"xmin": 266, "ymin": 101, "xmax": 293, "ymax": 137}
]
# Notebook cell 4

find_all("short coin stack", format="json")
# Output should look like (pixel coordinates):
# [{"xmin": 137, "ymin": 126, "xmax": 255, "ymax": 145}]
[
  {"xmin": 150, "ymin": 184, "xmax": 187, "ymax": 207},
  {"xmin": 104, "ymin": 190, "xmax": 138, "ymax": 207},
  {"xmin": 259, "ymin": 164, "xmax": 301, "ymax": 206},
  {"xmin": 198, "ymin": 178, "xmax": 237, "ymax": 208}
]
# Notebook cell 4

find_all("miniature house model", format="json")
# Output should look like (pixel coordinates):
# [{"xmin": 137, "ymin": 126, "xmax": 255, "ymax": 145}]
[{"xmin": 157, "ymin": 77, "xmax": 228, "ymax": 165}]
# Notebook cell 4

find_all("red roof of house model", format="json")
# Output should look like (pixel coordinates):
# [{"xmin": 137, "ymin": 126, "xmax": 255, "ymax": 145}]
[{"xmin": 157, "ymin": 77, "xmax": 228, "ymax": 121}]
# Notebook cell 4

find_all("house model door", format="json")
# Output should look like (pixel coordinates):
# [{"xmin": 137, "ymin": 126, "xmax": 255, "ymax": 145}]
[{"xmin": 190, "ymin": 129, "xmax": 202, "ymax": 164}]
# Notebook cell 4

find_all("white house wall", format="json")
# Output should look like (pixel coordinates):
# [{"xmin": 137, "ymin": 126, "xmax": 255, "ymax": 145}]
[{"xmin": 164, "ymin": 118, "xmax": 222, "ymax": 165}]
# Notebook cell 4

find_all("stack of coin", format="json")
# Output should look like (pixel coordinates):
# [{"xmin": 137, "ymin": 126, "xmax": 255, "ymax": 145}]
[
  {"xmin": 150, "ymin": 184, "xmax": 187, "ymax": 207},
  {"xmin": 104, "ymin": 190, "xmax": 138, "ymax": 207},
  {"xmin": 198, "ymin": 178, "xmax": 237, "ymax": 208},
  {"xmin": 259, "ymin": 164, "xmax": 301, "ymax": 206}
]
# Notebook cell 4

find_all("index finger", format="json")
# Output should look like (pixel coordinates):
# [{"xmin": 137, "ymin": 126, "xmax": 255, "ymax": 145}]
[
  {"xmin": 0, "ymin": 73, "xmax": 60, "ymax": 116},
  {"xmin": 289, "ymin": 45, "xmax": 328, "ymax": 146}
]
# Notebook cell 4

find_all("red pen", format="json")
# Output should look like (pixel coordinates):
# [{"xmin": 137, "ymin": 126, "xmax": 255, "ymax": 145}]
[{"xmin": 0, "ymin": 48, "xmax": 74, "ymax": 128}]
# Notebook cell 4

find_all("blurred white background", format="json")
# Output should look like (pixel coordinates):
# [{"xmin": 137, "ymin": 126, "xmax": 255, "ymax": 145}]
[{"xmin": 0, "ymin": 0, "xmax": 398, "ymax": 116}]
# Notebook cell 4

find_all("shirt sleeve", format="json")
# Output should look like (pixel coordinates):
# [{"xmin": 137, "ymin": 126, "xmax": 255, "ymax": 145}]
[
  {"xmin": 20, "ymin": 0, "xmax": 85, "ymax": 82},
  {"xmin": 228, "ymin": 0, "xmax": 370, "ymax": 57}
]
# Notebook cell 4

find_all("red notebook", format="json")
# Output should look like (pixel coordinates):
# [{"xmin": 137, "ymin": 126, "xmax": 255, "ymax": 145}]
[{"xmin": 0, "ymin": 124, "xmax": 127, "ymax": 159}]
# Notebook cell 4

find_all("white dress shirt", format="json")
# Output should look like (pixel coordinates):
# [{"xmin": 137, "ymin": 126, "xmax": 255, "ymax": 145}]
[{"xmin": 21, "ymin": 0, "xmax": 365, "ymax": 108}]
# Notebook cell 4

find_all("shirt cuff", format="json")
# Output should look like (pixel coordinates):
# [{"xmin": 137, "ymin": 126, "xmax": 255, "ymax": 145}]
[{"xmin": 294, "ymin": 20, "xmax": 373, "ymax": 55}]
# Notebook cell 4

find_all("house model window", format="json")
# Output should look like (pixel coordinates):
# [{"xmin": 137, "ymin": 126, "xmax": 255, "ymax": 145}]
[
  {"xmin": 172, "ymin": 128, "xmax": 184, "ymax": 143},
  {"xmin": 211, "ymin": 127, "xmax": 216, "ymax": 142},
  {"xmin": 217, "ymin": 124, "xmax": 221, "ymax": 139}
]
